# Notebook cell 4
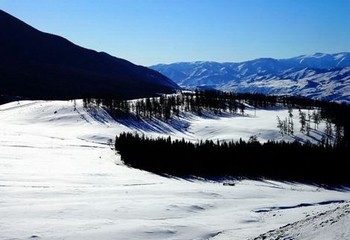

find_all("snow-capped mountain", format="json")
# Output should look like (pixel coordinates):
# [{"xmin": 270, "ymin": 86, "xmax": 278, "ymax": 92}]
[{"xmin": 150, "ymin": 53, "xmax": 350, "ymax": 102}]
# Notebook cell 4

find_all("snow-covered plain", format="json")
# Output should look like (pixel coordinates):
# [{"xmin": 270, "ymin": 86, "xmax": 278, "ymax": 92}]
[{"xmin": 0, "ymin": 100, "xmax": 349, "ymax": 240}]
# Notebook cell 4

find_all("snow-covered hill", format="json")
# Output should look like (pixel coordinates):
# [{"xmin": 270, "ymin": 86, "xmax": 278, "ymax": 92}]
[
  {"xmin": 1, "ymin": 100, "xmax": 349, "ymax": 239},
  {"xmin": 247, "ymin": 202, "xmax": 350, "ymax": 240},
  {"xmin": 150, "ymin": 53, "xmax": 350, "ymax": 103}
]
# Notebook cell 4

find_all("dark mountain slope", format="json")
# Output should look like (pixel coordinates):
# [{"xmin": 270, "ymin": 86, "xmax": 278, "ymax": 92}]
[{"xmin": 0, "ymin": 9, "xmax": 178, "ymax": 100}]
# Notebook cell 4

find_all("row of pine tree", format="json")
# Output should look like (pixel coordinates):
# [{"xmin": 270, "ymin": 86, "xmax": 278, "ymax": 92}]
[
  {"xmin": 84, "ymin": 90, "xmax": 350, "ymax": 147},
  {"xmin": 115, "ymin": 132, "xmax": 350, "ymax": 187}
]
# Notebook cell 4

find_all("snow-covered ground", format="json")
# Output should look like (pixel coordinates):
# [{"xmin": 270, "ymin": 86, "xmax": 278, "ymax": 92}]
[{"xmin": 0, "ymin": 100, "xmax": 349, "ymax": 240}]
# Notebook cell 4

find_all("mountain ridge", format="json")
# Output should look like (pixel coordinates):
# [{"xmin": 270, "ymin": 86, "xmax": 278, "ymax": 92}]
[
  {"xmin": 0, "ymin": 9, "xmax": 178, "ymax": 100},
  {"xmin": 152, "ymin": 52, "xmax": 350, "ymax": 69},
  {"xmin": 150, "ymin": 52, "xmax": 350, "ymax": 102}
]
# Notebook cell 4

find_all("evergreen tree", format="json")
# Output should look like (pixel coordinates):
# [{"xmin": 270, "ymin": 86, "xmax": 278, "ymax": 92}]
[
  {"xmin": 324, "ymin": 121, "xmax": 333, "ymax": 145},
  {"xmin": 312, "ymin": 110, "xmax": 321, "ymax": 129},
  {"xmin": 299, "ymin": 110, "xmax": 306, "ymax": 134},
  {"xmin": 288, "ymin": 108, "xmax": 294, "ymax": 135}
]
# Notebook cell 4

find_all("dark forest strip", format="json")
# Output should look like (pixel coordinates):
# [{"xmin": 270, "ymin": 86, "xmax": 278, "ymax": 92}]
[{"xmin": 115, "ymin": 133, "xmax": 350, "ymax": 187}]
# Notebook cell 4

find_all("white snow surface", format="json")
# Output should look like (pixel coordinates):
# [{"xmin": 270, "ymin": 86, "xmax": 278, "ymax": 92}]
[{"xmin": 0, "ymin": 100, "xmax": 349, "ymax": 240}]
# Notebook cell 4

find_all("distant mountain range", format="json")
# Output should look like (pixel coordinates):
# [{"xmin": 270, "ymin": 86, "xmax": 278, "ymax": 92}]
[
  {"xmin": 0, "ymin": 10, "xmax": 178, "ymax": 100},
  {"xmin": 151, "ymin": 53, "xmax": 350, "ymax": 102}
]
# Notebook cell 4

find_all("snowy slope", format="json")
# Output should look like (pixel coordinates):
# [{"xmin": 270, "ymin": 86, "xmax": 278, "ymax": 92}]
[
  {"xmin": 246, "ymin": 202, "xmax": 350, "ymax": 240},
  {"xmin": 1, "ymin": 100, "xmax": 350, "ymax": 240},
  {"xmin": 150, "ymin": 53, "xmax": 350, "ymax": 103}
]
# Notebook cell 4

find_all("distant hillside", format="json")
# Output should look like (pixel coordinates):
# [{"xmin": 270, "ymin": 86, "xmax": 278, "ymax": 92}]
[
  {"xmin": 0, "ymin": 9, "xmax": 178, "ymax": 100},
  {"xmin": 151, "ymin": 53, "xmax": 350, "ymax": 103}
]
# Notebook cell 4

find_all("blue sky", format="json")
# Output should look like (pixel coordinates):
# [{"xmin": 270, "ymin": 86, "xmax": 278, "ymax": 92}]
[{"xmin": 1, "ymin": 0, "xmax": 349, "ymax": 66}]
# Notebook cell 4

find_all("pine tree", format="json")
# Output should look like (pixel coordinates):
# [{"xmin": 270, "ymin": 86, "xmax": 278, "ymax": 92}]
[
  {"xmin": 299, "ymin": 110, "xmax": 306, "ymax": 134},
  {"xmin": 287, "ymin": 108, "xmax": 294, "ymax": 135},
  {"xmin": 277, "ymin": 116, "xmax": 284, "ymax": 136},
  {"xmin": 324, "ymin": 121, "xmax": 333, "ymax": 145},
  {"xmin": 312, "ymin": 110, "xmax": 321, "ymax": 129}
]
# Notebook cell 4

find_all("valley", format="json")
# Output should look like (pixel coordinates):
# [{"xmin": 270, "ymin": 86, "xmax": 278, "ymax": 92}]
[
  {"xmin": 1, "ymin": 100, "xmax": 349, "ymax": 239},
  {"xmin": 0, "ymin": 5, "xmax": 349, "ymax": 240}
]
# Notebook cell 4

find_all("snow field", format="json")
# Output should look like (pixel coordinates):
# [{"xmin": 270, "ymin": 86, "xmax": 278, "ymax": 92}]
[{"xmin": 0, "ymin": 100, "xmax": 349, "ymax": 240}]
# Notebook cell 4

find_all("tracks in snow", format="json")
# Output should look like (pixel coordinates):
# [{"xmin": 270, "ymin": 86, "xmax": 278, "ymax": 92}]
[{"xmin": 251, "ymin": 202, "xmax": 350, "ymax": 240}]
